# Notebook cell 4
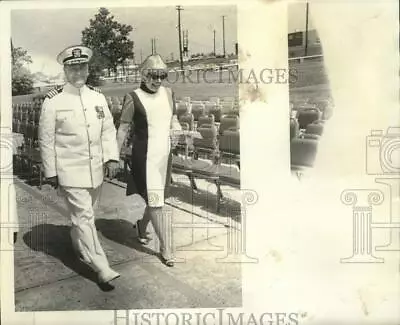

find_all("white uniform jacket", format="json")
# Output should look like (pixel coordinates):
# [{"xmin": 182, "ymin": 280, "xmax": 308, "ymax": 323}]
[{"xmin": 38, "ymin": 83, "xmax": 119, "ymax": 188}]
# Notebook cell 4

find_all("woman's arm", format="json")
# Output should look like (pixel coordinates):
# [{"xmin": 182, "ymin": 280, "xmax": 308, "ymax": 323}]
[
  {"xmin": 116, "ymin": 122, "xmax": 130, "ymax": 154},
  {"xmin": 117, "ymin": 93, "xmax": 135, "ymax": 155}
]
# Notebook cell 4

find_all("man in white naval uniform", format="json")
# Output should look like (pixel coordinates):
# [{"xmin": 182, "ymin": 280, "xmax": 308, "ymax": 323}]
[{"xmin": 39, "ymin": 45, "xmax": 120, "ymax": 284}]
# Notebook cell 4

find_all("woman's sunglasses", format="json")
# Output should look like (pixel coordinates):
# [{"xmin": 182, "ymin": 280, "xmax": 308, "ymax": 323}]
[{"xmin": 147, "ymin": 72, "xmax": 168, "ymax": 80}]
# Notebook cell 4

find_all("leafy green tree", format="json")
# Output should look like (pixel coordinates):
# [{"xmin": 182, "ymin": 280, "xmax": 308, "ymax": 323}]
[
  {"xmin": 11, "ymin": 41, "xmax": 34, "ymax": 95},
  {"xmin": 82, "ymin": 7, "xmax": 134, "ymax": 84}
]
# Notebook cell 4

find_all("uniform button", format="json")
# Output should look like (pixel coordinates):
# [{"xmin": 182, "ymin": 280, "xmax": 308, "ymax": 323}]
[
  {"xmin": 87, "ymin": 124, "xmax": 90, "ymax": 128},
  {"xmin": 90, "ymin": 156, "xmax": 93, "ymax": 160}
]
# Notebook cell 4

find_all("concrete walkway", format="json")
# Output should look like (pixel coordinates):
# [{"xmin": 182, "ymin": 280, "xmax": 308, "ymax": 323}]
[{"xmin": 13, "ymin": 175, "xmax": 242, "ymax": 311}]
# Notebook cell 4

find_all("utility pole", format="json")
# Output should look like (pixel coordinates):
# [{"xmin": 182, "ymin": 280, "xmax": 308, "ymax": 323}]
[
  {"xmin": 176, "ymin": 5, "xmax": 184, "ymax": 73},
  {"xmin": 304, "ymin": 2, "xmax": 309, "ymax": 57},
  {"xmin": 213, "ymin": 29, "xmax": 216, "ymax": 56},
  {"xmin": 222, "ymin": 15, "xmax": 226, "ymax": 58},
  {"xmin": 183, "ymin": 30, "xmax": 189, "ymax": 58},
  {"xmin": 140, "ymin": 49, "xmax": 143, "ymax": 64},
  {"xmin": 11, "ymin": 39, "xmax": 15, "ymax": 64},
  {"xmin": 151, "ymin": 39, "xmax": 154, "ymax": 55},
  {"xmin": 153, "ymin": 38, "xmax": 157, "ymax": 54}
]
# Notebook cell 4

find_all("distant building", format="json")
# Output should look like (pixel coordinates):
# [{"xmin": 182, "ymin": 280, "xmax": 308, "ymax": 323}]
[
  {"xmin": 288, "ymin": 29, "xmax": 320, "ymax": 47},
  {"xmin": 288, "ymin": 29, "xmax": 322, "ymax": 57},
  {"xmin": 102, "ymin": 58, "xmax": 139, "ymax": 77}
]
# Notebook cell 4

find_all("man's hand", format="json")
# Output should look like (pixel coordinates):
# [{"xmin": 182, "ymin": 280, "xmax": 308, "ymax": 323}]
[
  {"xmin": 47, "ymin": 176, "xmax": 58, "ymax": 189},
  {"xmin": 104, "ymin": 161, "xmax": 120, "ymax": 179}
]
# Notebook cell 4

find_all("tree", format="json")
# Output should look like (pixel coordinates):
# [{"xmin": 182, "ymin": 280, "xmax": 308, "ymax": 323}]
[
  {"xmin": 82, "ymin": 7, "xmax": 134, "ymax": 84},
  {"xmin": 11, "ymin": 41, "xmax": 34, "ymax": 96}
]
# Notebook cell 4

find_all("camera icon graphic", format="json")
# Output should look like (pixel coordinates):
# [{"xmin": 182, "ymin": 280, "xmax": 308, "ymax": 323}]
[
  {"xmin": 0, "ymin": 127, "xmax": 21, "ymax": 180},
  {"xmin": 366, "ymin": 127, "xmax": 400, "ymax": 175}
]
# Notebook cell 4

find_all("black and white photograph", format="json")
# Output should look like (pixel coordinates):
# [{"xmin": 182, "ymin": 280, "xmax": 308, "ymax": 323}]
[
  {"xmin": 9, "ymin": 5, "xmax": 243, "ymax": 311},
  {"xmin": 1, "ymin": 0, "xmax": 399, "ymax": 324}
]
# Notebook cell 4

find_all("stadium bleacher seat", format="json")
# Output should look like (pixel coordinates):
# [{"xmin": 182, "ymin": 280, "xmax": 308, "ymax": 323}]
[
  {"xmin": 290, "ymin": 137, "xmax": 319, "ymax": 174},
  {"xmin": 219, "ymin": 115, "xmax": 239, "ymax": 136},
  {"xmin": 290, "ymin": 117, "xmax": 300, "ymax": 140},
  {"xmin": 208, "ymin": 104, "xmax": 222, "ymax": 123},
  {"xmin": 179, "ymin": 113, "xmax": 195, "ymax": 131},
  {"xmin": 230, "ymin": 107, "xmax": 240, "ymax": 116},
  {"xmin": 198, "ymin": 115, "xmax": 215, "ymax": 129},
  {"xmin": 305, "ymin": 123, "xmax": 324, "ymax": 136},
  {"xmin": 219, "ymin": 128, "xmax": 240, "ymax": 167},
  {"xmin": 297, "ymin": 108, "xmax": 322, "ymax": 129},
  {"xmin": 193, "ymin": 123, "xmax": 218, "ymax": 159},
  {"xmin": 171, "ymin": 121, "xmax": 221, "ymax": 209},
  {"xmin": 176, "ymin": 102, "xmax": 189, "ymax": 118},
  {"xmin": 191, "ymin": 103, "xmax": 206, "ymax": 121},
  {"xmin": 204, "ymin": 102, "xmax": 216, "ymax": 115},
  {"xmin": 221, "ymin": 101, "xmax": 234, "ymax": 115},
  {"xmin": 301, "ymin": 133, "xmax": 320, "ymax": 140}
]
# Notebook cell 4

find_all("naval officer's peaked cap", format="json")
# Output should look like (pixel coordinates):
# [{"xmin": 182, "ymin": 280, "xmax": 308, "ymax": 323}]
[{"xmin": 57, "ymin": 45, "xmax": 93, "ymax": 65}]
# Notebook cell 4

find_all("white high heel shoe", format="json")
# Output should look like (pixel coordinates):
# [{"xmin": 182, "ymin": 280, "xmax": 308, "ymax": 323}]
[{"xmin": 98, "ymin": 268, "xmax": 120, "ymax": 284}]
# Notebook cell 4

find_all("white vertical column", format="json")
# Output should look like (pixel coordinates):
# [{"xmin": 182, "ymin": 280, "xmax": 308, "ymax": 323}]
[
  {"xmin": 239, "ymin": 0, "xmax": 291, "ymax": 314},
  {"xmin": 0, "ymin": 3, "xmax": 19, "ymax": 323}
]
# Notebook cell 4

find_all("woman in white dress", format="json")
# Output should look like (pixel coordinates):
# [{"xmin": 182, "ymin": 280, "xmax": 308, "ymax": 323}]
[{"xmin": 117, "ymin": 54, "xmax": 182, "ymax": 266}]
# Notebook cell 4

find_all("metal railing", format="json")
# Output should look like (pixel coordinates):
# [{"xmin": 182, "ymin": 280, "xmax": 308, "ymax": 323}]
[{"xmin": 289, "ymin": 54, "xmax": 324, "ymax": 63}]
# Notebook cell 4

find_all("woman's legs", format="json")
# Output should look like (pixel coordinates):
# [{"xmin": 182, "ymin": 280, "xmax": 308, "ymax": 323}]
[{"xmin": 138, "ymin": 205, "xmax": 174, "ymax": 261}]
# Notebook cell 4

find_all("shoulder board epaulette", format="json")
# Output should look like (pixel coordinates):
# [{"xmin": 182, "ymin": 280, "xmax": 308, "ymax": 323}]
[
  {"xmin": 45, "ymin": 86, "xmax": 63, "ymax": 99},
  {"xmin": 87, "ymin": 85, "xmax": 102, "ymax": 93}
]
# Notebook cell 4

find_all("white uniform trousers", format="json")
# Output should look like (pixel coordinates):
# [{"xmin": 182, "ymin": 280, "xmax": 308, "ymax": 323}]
[{"xmin": 60, "ymin": 186, "xmax": 112, "ymax": 274}]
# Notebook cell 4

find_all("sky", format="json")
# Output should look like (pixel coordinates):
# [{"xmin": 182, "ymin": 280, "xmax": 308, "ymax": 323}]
[{"xmin": 11, "ymin": 3, "xmax": 312, "ymax": 76}]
